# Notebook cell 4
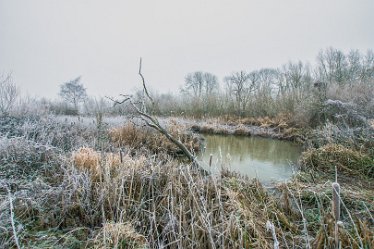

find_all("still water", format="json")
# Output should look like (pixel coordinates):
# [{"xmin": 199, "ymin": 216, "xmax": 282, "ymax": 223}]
[{"xmin": 199, "ymin": 135, "xmax": 302, "ymax": 183}]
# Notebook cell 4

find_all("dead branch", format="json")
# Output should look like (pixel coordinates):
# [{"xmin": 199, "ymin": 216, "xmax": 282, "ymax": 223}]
[
  {"xmin": 106, "ymin": 96, "xmax": 131, "ymax": 106},
  {"xmin": 109, "ymin": 59, "xmax": 204, "ymax": 172},
  {"xmin": 138, "ymin": 58, "xmax": 154, "ymax": 105}
]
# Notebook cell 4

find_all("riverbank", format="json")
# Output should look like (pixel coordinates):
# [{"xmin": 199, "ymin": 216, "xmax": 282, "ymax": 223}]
[{"xmin": 169, "ymin": 115, "xmax": 306, "ymax": 143}]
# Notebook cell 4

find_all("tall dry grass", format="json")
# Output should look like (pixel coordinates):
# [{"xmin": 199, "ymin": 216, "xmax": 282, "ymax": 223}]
[
  {"xmin": 66, "ymin": 147, "xmax": 374, "ymax": 248},
  {"xmin": 300, "ymin": 143, "xmax": 373, "ymax": 179},
  {"xmin": 60, "ymin": 148, "xmax": 295, "ymax": 248},
  {"xmin": 1, "ymin": 141, "xmax": 373, "ymax": 248},
  {"xmin": 1, "ymin": 115, "xmax": 373, "ymax": 248},
  {"xmin": 109, "ymin": 122, "xmax": 202, "ymax": 155}
]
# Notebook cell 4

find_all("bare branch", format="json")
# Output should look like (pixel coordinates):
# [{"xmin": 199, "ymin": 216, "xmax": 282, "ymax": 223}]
[
  {"xmin": 108, "ymin": 59, "xmax": 205, "ymax": 172},
  {"xmin": 106, "ymin": 96, "xmax": 131, "ymax": 106},
  {"xmin": 138, "ymin": 58, "xmax": 154, "ymax": 105}
]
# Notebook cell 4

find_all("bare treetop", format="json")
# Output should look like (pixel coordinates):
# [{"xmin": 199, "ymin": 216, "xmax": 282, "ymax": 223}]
[
  {"xmin": 59, "ymin": 77, "xmax": 87, "ymax": 112},
  {"xmin": 0, "ymin": 73, "xmax": 18, "ymax": 115}
]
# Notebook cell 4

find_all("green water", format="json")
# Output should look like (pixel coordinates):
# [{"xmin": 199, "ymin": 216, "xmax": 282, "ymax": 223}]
[{"xmin": 199, "ymin": 135, "xmax": 302, "ymax": 183}]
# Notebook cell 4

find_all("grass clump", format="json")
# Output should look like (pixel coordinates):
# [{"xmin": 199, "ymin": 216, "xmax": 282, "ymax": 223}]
[
  {"xmin": 93, "ymin": 222, "xmax": 147, "ymax": 249},
  {"xmin": 198, "ymin": 124, "xmax": 216, "ymax": 134},
  {"xmin": 109, "ymin": 122, "xmax": 202, "ymax": 155},
  {"xmin": 233, "ymin": 126, "xmax": 250, "ymax": 136},
  {"xmin": 300, "ymin": 144, "xmax": 373, "ymax": 179},
  {"xmin": 72, "ymin": 147, "xmax": 125, "ymax": 181}
]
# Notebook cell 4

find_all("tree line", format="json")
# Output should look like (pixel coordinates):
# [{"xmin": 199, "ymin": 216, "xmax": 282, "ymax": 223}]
[
  {"xmin": 1, "ymin": 47, "xmax": 373, "ymax": 125},
  {"xmin": 151, "ymin": 47, "xmax": 374, "ymax": 123}
]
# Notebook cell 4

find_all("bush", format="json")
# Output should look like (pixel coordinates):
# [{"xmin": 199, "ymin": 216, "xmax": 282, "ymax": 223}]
[{"xmin": 0, "ymin": 136, "xmax": 60, "ymax": 181}]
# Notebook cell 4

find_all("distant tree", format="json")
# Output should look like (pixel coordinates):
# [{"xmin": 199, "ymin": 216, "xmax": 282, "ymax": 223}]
[
  {"xmin": 183, "ymin": 71, "xmax": 219, "ymax": 116},
  {"xmin": 59, "ymin": 76, "xmax": 87, "ymax": 112},
  {"xmin": 184, "ymin": 71, "xmax": 218, "ymax": 98},
  {"xmin": 317, "ymin": 47, "xmax": 348, "ymax": 85},
  {"xmin": 0, "ymin": 73, "xmax": 18, "ymax": 115},
  {"xmin": 360, "ymin": 49, "xmax": 374, "ymax": 83},
  {"xmin": 224, "ymin": 71, "xmax": 255, "ymax": 116},
  {"xmin": 281, "ymin": 61, "xmax": 313, "ymax": 100}
]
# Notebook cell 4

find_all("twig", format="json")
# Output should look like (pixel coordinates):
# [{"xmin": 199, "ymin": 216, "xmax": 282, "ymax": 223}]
[
  {"xmin": 361, "ymin": 201, "xmax": 374, "ymax": 224},
  {"xmin": 138, "ymin": 58, "xmax": 154, "ymax": 105},
  {"xmin": 266, "ymin": 220, "xmax": 279, "ymax": 249},
  {"xmin": 7, "ymin": 188, "xmax": 21, "ymax": 249},
  {"xmin": 285, "ymin": 185, "xmax": 311, "ymax": 249},
  {"xmin": 340, "ymin": 196, "xmax": 364, "ymax": 249},
  {"xmin": 105, "ymin": 96, "xmax": 131, "ymax": 106}
]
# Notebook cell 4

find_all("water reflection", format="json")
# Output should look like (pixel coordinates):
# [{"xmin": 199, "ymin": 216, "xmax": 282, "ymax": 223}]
[{"xmin": 198, "ymin": 135, "xmax": 302, "ymax": 183}]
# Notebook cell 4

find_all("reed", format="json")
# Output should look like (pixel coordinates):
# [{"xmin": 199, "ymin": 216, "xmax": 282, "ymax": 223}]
[
  {"xmin": 332, "ymin": 167, "xmax": 341, "ymax": 249},
  {"xmin": 109, "ymin": 122, "xmax": 202, "ymax": 155}
]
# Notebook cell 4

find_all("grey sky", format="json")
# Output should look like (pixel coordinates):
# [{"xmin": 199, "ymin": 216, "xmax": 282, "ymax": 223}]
[{"xmin": 0, "ymin": 0, "xmax": 373, "ymax": 99}]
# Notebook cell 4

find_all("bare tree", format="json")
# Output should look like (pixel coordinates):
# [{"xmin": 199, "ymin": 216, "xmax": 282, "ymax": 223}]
[
  {"xmin": 317, "ymin": 47, "xmax": 348, "ymax": 85},
  {"xmin": 280, "ymin": 61, "xmax": 313, "ymax": 101},
  {"xmin": 0, "ymin": 74, "xmax": 18, "ymax": 115},
  {"xmin": 184, "ymin": 71, "xmax": 218, "ymax": 98},
  {"xmin": 224, "ymin": 71, "xmax": 255, "ymax": 116},
  {"xmin": 346, "ymin": 50, "xmax": 362, "ymax": 84},
  {"xmin": 59, "ymin": 76, "xmax": 87, "ymax": 112},
  {"xmin": 361, "ymin": 49, "xmax": 374, "ymax": 83},
  {"xmin": 183, "ymin": 71, "xmax": 219, "ymax": 116}
]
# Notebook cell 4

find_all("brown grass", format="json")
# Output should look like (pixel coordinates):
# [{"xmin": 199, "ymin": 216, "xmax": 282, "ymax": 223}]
[
  {"xmin": 214, "ymin": 127, "xmax": 230, "ymax": 135},
  {"xmin": 2, "ymin": 145, "xmax": 373, "ymax": 248},
  {"xmin": 72, "ymin": 147, "xmax": 123, "ymax": 181},
  {"xmin": 233, "ymin": 126, "xmax": 250, "ymax": 136},
  {"xmin": 198, "ymin": 124, "xmax": 216, "ymax": 134},
  {"xmin": 300, "ymin": 144, "xmax": 373, "ymax": 179},
  {"xmin": 241, "ymin": 113, "xmax": 294, "ymax": 128},
  {"xmin": 2, "ymin": 116, "xmax": 373, "ymax": 248},
  {"xmin": 65, "ymin": 152, "xmax": 298, "ymax": 248},
  {"xmin": 109, "ymin": 122, "xmax": 202, "ymax": 155},
  {"xmin": 93, "ymin": 222, "xmax": 147, "ymax": 248}
]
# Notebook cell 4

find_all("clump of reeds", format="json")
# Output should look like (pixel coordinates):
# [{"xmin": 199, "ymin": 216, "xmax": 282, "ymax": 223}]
[
  {"xmin": 213, "ymin": 127, "xmax": 230, "ymax": 135},
  {"xmin": 300, "ymin": 143, "xmax": 373, "ymax": 178},
  {"xmin": 198, "ymin": 124, "xmax": 216, "ymax": 134},
  {"xmin": 109, "ymin": 122, "xmax": 147, "ymax": 148},
  {"xmin": 240, "ymin": 113, "xmax": 293, "ymax": 128},
  {"xmin": 109, "ymin": 122, "xmax": 202, "ymax": 155},
  {"xmin": 93, "ymin": 222, "xmax": 148, "ymax": 248},
  {"xmin": 63, "ymin": 153, "xmax": 301, "ymax": 248},
  {"xmin": 72, "ymin": 147, "xmax": 122, "ymax": 181}
]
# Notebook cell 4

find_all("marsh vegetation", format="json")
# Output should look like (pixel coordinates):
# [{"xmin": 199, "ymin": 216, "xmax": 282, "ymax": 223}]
[{"xmin": 0, "ymin": 48, "xmax": 373, "ymax": 248}]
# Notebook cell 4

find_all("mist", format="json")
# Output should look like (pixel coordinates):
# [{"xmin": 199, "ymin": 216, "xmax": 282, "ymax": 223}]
[{"xmin": 1, "ymin": 0, "xmax": 373, "ymax": 98}]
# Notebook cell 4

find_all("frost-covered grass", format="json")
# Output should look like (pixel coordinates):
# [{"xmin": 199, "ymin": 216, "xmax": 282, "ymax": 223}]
[{"xmin": 0, "ymin": 114, "xmax": 373, "ymax": 248}]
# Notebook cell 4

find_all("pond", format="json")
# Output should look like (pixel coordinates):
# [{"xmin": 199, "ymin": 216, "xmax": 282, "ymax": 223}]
[{"xmin": 198, "ymin": 135, "xmax": 302, "ymax": 184}]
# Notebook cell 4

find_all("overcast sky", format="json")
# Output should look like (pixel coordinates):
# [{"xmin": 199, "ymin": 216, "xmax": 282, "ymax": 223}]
[{"xmin": 0, "ymin": 0, "xmax": 373, "ymax": 99}]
